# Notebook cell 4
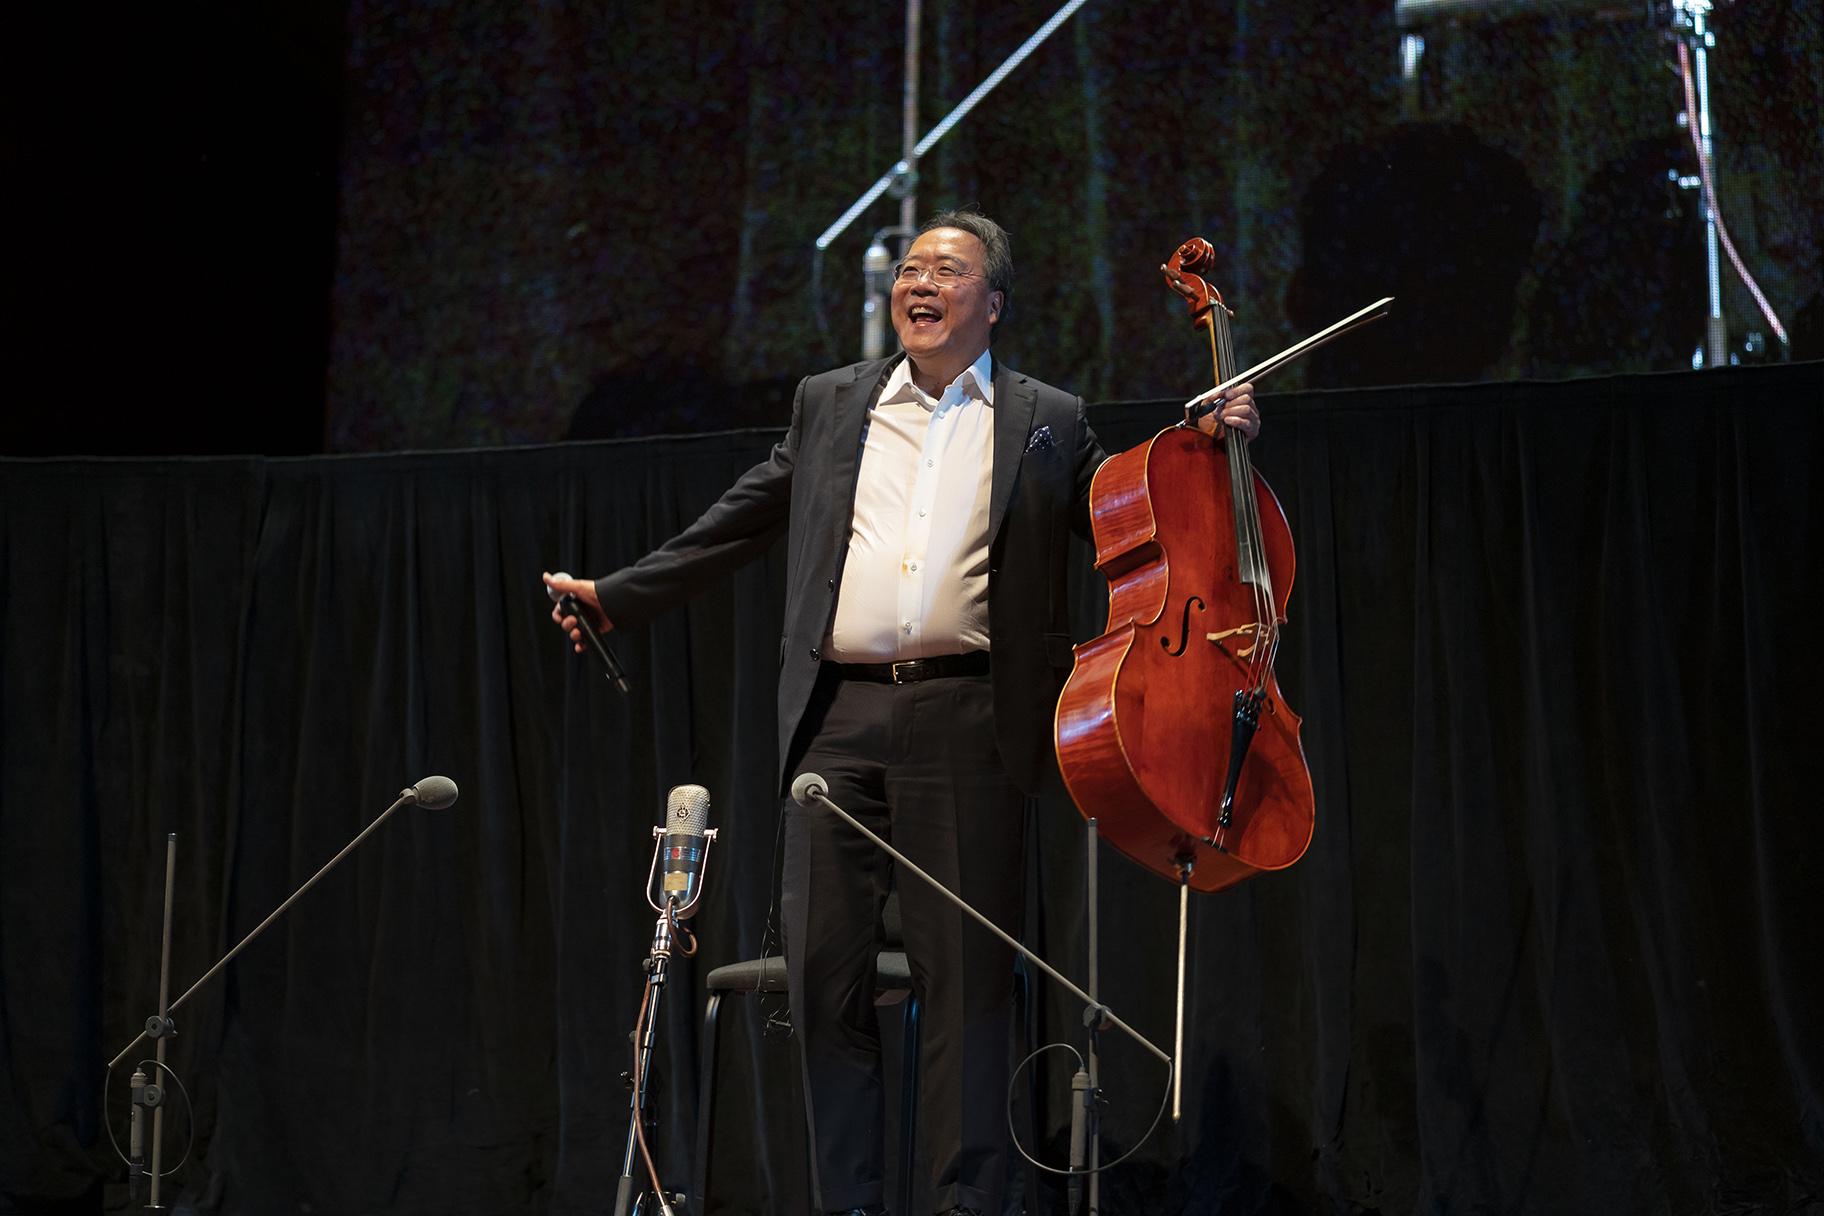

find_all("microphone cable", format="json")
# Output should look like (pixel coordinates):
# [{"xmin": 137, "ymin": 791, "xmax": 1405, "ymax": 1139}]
[
  {"xmin": 628, "ymin": 982, "xmax": 671, "ymax": 1212},
  {"xmin": 668, "ymin": 898, "xmax": 698, "ymax": 958},
  {"xmin": 755, "ymin": 801, "xmax": 794, "ymax": 1038},
  {"xmin": 103, "ymin": 1057, "xmax": 196, "ymax": 1179},
  {"xmin": 1675, "ymin": 34, "xmax": 1788, "ymax": 351},
  {"xmin": 1004, "ymin": 1042, "xmax": 1176, "ymax": 1182}
]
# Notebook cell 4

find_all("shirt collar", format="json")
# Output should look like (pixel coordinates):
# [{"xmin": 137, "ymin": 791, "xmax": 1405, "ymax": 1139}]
[{"xmin": 878, "ymin": 348, "xmax": 995, "ymax": 413}]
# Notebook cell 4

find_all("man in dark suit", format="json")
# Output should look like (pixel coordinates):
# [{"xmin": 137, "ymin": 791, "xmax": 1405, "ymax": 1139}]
[{"xmin": 546, "ymin": 210, "xmax": 1257, "ymax": 1216}]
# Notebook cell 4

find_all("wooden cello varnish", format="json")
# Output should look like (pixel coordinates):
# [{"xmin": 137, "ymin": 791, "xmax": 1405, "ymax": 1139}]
[{"xmin": 1054, "ymin": 239, "xmax": 1315, "ymax": 893}]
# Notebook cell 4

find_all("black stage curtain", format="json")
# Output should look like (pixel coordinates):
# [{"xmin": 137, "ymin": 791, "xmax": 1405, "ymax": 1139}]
[{"xmin": 2, "ymin": 364, "xmax": 1820, "ymax": 1215}]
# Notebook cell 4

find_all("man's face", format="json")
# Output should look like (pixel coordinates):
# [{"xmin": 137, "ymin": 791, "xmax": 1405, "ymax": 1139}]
[{"xmin": 891, "ymin": 227, "xmax": 1003, "ymax": 371}]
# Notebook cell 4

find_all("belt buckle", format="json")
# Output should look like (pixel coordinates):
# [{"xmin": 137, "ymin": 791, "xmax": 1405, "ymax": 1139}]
[{"xmin": 890, "ymin": 659, "xmax": 921, "ymax": 684}]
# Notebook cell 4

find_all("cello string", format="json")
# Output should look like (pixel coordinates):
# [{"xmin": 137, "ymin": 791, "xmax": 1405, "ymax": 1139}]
[
  {"xmin": 1212, "ymin": 309, "xmax": 1260, "ymax": 595},
  {"xmin": 1207, "ymin": 319, "xmax": 1251, "ymax": 591},
  {"xmin": 1210, "ymin": 314, "xmax": 1260, "ymax": 606},
  {"xmin": 1205, "ymin": 281, "xmax": 1280, "ymax": 702},
  {"xmin": 1215, "ymin": 307, "xmax": 1274, "ymax": 678}
]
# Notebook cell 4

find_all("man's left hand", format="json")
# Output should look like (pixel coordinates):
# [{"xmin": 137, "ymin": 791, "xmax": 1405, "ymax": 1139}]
[{"xmin": 1195, "ymin": 381, "xmax": 1259, "ymax": 441}]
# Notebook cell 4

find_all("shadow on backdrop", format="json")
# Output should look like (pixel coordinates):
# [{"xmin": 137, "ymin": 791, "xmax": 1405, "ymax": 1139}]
[
  {"xmin": 1528, "ymin": 134, "xmax": 1710, "ymax": 375},
  {"xmin": 1287, "ymin": 122, "xmax": 1543, "ymax": 388}
]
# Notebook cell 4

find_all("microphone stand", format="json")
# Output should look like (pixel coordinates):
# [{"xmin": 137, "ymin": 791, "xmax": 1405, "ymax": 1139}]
[
  {"xmin": 860, "ymin": 227, "xmax": 912, "ymax": 361},
  {"xmin": 792, "ymin": 778, "xmax": 1171, "ymax": 1211},
  {"xmin": 612, "ymin": 826, "xmax": 718, "ymax": 1216},
  {"xmin": 126, "ymin": 834, "xmax": 179, "ymax": 1211},
  {"xmin": 1066, "ymin": 819, "xmax": 1103, "ymax": 1216},
  {"xmin": 1665, "ymin": 0, "xmax": 1729, "ymax": 367},
  {"xmin": 108, "ymin": 779, "xmax": 458, "ymax": 1211},
  {"xmin": 1072, "ymin": 820, "xmax": 1195, "ymax": 1216},
  {"xmin": 796, "ymin": 778, "xmax": 1167, "ymax": 1065}
]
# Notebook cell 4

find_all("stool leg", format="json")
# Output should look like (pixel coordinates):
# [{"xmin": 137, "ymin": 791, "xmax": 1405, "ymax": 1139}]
[
  {"xmin": 899, "ymin": 994, "xmax": 921, "ymax": 1216},
  {"xmin": 693, "ymin": 990, "xmax": 724, "ymax": 1214},
  {"xmin": 1019, "ymin": 964, "xmax": 1040, "ymax": 1216}
]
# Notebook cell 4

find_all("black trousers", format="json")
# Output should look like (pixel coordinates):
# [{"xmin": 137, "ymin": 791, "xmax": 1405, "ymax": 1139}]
[{"xmin": 782, "ymin": 667, "xmax": 1026, "ymax": 1215}]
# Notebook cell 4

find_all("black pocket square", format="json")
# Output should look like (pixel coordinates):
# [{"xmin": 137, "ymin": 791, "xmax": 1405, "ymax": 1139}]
[{"xmin": 1025, "ymin": 425, "xmax": 1055, "ymax": 453}]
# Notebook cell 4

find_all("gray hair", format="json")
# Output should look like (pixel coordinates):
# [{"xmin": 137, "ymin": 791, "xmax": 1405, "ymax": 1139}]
[{"xmin": 919, "ymin": 208, "xmax": 1013, "ymax": 322}]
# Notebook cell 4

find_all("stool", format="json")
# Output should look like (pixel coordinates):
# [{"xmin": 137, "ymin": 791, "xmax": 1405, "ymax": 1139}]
[
  {"xmin": 692, "ymin": 896, "xmax": 921, "ymax": 1215},
  {"xmin": 690, "ymin": 900, "xmax": 1041, "ymax": 1215}
]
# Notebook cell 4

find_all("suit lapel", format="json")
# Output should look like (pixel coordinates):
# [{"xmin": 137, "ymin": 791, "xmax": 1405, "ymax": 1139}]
[{"xmin": 988, "ymin": 362, "xmax": 1037, "ymax": 544}]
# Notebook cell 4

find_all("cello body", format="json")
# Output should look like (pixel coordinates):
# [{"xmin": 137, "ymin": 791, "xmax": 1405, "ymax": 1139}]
[{"xmin": 1054, "ymin": 425, "xmax": 1315, "ymax": 892}]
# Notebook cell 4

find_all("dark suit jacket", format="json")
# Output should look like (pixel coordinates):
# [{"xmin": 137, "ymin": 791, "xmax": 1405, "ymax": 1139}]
[{"xmin": 595, "ymin": 355, "xmax": 1107, "ymax": 796}]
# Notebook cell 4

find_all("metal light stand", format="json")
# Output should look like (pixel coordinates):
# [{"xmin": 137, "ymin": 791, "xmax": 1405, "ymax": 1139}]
[
  {"xmin": 1667, "ymin": 0, "xmax": 1729, "ymax": 367},
  {"xmin": 611, "ymin": 826, "xmax": 718, "ymax": 1216},
  {"xmin": 859, "ymin": 0, "xmax": 922, "ymax": 361},
  {"xmin": 814, "ymin": 0, "xmax": 1092, "ymax": 358}
]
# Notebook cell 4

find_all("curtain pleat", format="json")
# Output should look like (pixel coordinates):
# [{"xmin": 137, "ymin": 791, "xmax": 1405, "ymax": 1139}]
[{"xmin": 2, "ymin": 364, "xmax": 1819, "ymax": 1214}]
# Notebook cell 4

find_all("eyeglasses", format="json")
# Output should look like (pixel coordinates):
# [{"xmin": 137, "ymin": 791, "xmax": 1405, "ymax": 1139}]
[{"xmin": 891, "ymin": 260, "xmax": 980, "ymax": 287}]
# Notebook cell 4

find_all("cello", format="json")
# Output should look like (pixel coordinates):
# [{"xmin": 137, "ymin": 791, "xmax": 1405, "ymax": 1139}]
[{"xmin": 1054, "ymin": 238, "xmax": 1384, "ymax": 893}]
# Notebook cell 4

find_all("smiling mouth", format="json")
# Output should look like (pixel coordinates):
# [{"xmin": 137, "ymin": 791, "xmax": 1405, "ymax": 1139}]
[{"xmin": 906, "ymin": 306, "xmax": 943, "ymax": 325}]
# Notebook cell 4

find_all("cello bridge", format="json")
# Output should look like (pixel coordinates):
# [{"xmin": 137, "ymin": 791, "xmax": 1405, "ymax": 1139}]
[{"xmin": 1205, "ymin": 621, "xmax": 1260, "ymax": 658}]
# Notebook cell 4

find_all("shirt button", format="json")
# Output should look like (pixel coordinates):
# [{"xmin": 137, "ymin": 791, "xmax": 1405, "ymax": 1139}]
[
  {"xmin": 926, "ymin": 459, "xmax": 934, "ymax": 468},
  {"xmin": 902, "ymin": 622, "xmax": 913, "ymax": 633},
  {"xmin": 908, "ymin": 561, "xmax": 919, "ymax": 572},
  {"xmin": 918, "ymin": 507, "xmax": 927, "ymax": 517}
]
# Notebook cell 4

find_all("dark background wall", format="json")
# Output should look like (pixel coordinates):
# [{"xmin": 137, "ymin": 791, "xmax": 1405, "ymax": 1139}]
[
  {"xmin": 3, "ymin": 1, "xmax": 1820, "ymax": 458},
  {"xmin": 4, "ymin": 4, "xmax": 345, "ymax": 457}
]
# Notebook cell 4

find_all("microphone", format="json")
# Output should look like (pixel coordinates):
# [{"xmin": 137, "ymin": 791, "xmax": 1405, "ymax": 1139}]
[
  {"xmin": 1068, "ymin": 1065, "xmax": 1092, "ymax": 1216},
  {"xmin": 658, "ymin": 784, "xmax": 712, "ymax": 917},
  {"xmin": 548, "ymin": 573, "xmax": 632, "ymax": 694},
  {"xmin": 861, "ymin": 238, "xmax": 893, "ymax": 360},
  {"xmin": 127, "ymin": 1066, "xmax": 147, "ymax": 1202},
  {"xmin": 406, "ymin": 775, "xmax": 460, "ymax": 810},
  {"xmin": 790, "ymin": 771, "xmax": 828, "ymax": 806}
]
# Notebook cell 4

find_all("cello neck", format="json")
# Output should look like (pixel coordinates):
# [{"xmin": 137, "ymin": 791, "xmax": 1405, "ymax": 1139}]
[
  {"xmin": 1161, "ymin": 236, "xmax": 1277, "ymax": 638},
  {"xmin": 1203, "ymin": 305, "xmax": 1271, "ymax": 596}
]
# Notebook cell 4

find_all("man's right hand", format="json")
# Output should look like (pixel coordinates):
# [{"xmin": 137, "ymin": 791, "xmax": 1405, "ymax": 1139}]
[{"xmin": 543, "ymin": 571, "xmax": 611, "ymax": 654}]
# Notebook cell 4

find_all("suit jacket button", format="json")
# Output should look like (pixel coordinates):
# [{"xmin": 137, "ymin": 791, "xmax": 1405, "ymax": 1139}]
[
  {"xmin": 809, "ymin": 647, "xmax": 822, "ymax": 661},
  {"xmin": 827, "ymin": 578, "xmax": 835, "ymax": 591}
]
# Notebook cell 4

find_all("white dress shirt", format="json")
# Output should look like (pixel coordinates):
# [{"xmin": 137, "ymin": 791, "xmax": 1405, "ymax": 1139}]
[{"xmin": 826, "ymin": 349, "xmax": 996, "ymax": 662}]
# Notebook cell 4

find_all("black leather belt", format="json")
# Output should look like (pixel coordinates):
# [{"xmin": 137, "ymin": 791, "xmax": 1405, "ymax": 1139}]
[{"xmin": 832, "ymin": 652, "xmax": 991, "ymax": 684}]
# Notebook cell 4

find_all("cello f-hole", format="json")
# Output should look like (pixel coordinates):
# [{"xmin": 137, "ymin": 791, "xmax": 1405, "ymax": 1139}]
[{"xmin": 1161, "ymin": 596, "xmax": 1206, "ymax": 657}]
